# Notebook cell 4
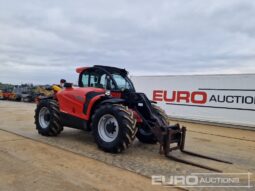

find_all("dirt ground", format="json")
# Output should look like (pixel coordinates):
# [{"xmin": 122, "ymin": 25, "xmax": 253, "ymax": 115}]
[
  {"xmin": 0, "ymin": 130, "xmax": 175, "ymax": 191},
  {"xmin": 0, "ymin": 100, "xmax": 254, "ymax": 191}
]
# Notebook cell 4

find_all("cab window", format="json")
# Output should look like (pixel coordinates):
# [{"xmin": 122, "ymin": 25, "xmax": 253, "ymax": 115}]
[
  {"xmin": 80, "ymin": 70, "xmax": 116, "ymax": 89},
  {"xmin": 112, "ymin": 74, "xmax": 132, "ymax": 90},
  {"xmin": 81, "ymin": 73, "xmax": 89, "ymax": 87}
]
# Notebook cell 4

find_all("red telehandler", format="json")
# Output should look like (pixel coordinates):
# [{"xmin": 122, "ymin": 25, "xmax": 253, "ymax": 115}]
[{"xmin": 35, "ymin": 65, "xmax": 231, "ymax": 172}]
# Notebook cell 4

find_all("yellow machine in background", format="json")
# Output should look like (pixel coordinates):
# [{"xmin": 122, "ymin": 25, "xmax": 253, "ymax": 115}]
[
  {"xmin": 0, "ymin": 84, "xmax": 62, "ymax": 102},
  {"xmin": 0, "ymin": 90, "xmax": 3, "ymax": 100},
  {"xmin": 52, "ymin": 85, "xmax": 62, "ymax": 92},
  {"xmin": 34, "ymin": 86, "xmax": 54, "ymax": 97}
]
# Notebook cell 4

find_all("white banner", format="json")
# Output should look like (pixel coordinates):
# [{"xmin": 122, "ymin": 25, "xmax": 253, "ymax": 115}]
[{"xmin": 131, "ymin": 74, "xmax": 255, "ymax": 128}]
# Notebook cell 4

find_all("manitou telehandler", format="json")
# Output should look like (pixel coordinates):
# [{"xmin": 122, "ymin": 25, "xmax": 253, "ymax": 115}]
[{"xmin": 35, "ymin": 65, "xmax": 231, "ymax": 172}]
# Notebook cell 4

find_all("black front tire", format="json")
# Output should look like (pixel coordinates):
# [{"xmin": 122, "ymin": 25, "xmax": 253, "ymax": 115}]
[
  {"xmin": 91, "ymin": 104, "xmax": 137, "ymax": 153},
  {"xmin": 136, "ymin": 104, "xmax": 169, "ymax": 144},
  {"xmin": 35, "ymin": 99, "xmax": 63, "ymax": 136},
  {"xmin": 136, "ymin": 124, "xmax": 158, "ymax": 144}
]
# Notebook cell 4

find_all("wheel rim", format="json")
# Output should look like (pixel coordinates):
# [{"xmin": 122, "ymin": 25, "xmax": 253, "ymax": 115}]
[
  {"xmin": 98, "ymin": 114, "xmax": 119, "ymax": 142},
  {"xmin": 39, "ymin": 107, "xmax": 50, "ymax": 129}
]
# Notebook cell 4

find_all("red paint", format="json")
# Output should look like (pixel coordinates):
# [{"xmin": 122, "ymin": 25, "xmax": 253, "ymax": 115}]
[
  {"xmin": 153, "ymin": 90, "xmax": 163, "ymax": 101},
  {"xmin": 177, "ymin": 91, "xmax": 190, "ymax": 103},
  {"xmin": 153, "ymin": 90, "xmax": 207, "ymax": 104},
  {"xmin": 111, "ymin": 91, "xmax": 122, "ymax": 98},
  {"xmin": 191, "ymin": 91, "xmax": 207, "ymax": 104},
  {"xmin": 76, "ymin": 67, "xmax": 89, "ymax": 73},
  {"xmin": 163, "ymin": 91, "xmax": 176, "ymax": 102},
  {"xmin": 56, "ymin": 87, "xmax": 105, "ymax": 120},
  {"xmin": 130, "ymin": 109, "xmax": 143, "ymax": 123}
]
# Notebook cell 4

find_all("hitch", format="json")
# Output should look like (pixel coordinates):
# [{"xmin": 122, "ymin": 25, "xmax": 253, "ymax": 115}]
[{"xmin": 152, "ymin": 124, "xmax": 232, "ymax": 172}]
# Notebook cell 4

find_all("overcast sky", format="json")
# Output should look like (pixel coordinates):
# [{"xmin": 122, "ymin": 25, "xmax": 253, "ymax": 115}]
[{"xmin": 0, "ymin": 0, "xmax": 255, "ymax": 84}]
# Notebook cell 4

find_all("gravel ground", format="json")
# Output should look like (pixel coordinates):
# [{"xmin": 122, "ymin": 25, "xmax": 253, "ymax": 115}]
[{"xmin": 0, "ymin": 100, "xmax": 254, "ymax": 191}]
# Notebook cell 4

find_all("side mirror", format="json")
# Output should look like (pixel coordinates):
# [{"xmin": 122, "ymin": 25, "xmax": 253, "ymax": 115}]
[
  {"xmin": 64, "ymin": 83, "xmax": 73, "ymax": 88},
  {"xmin": 106, "ymin": 76, "xmax": 111, "ymax": 90}
]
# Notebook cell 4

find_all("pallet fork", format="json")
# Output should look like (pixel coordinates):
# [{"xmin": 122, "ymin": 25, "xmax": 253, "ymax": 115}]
[{"xmin": 151, "ymin": 124, "xmax": 232, "ymax": 172}]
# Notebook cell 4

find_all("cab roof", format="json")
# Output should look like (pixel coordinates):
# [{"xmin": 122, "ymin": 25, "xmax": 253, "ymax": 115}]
[{"xmin": 76, "ymin": 65, "xmax": 128, "ymax": 76}]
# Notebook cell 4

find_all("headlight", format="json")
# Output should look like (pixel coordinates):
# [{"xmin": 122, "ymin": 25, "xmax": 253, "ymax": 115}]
[{"xmin": 105, "ymin": 90, "xmax": 111, "ymax": 96}]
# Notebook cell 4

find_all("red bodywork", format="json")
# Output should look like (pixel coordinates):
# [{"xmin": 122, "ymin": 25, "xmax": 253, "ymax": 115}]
[
  {"xmin": 56, "ymin": 87, "xmax": 105, "ymax": 121},
  {"xmin": 56, "ymin": 87, "xmax": 143, "ymax": 123},
  {"xmin": 76, "ymin": 67, "xmax": 88, "ymax": 74}
]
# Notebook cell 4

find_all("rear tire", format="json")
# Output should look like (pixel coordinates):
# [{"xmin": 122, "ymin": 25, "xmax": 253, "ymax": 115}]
[
  {"xmin": 136, "ymin": 104, "xmax": 169, "ymax": 144},
  {"xmin": 35, "ymin": 99, "xmax": 63, "ymax": 136},
  {"xmin": 91, "ymin": 104, "xmax": 137, "ymax": 153}
]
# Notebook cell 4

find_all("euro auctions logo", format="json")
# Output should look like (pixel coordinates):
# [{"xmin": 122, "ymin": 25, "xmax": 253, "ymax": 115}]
[
  {"xmin": 153, "ymin": 90, "xmax": 207, "ymax": 104},
  {"xmin": 152, "ymin": 89, "xmax": 255, "ymax": 111},
  {"xmin": 151, "ymin": 172, "xmax": 253, "ymax": 188}
]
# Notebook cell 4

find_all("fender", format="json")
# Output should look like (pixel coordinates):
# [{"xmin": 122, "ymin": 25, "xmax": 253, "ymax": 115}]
[
  {"xmin": 38, "ymin": 96, "xmax": 54, "ymax": 100},
  {"xmin": 83, "ymin": 92, "xmax": 105, "ymax": 115},
  {"xmin": 100, "ymin": 98, "xmax": 126, "ymax": 105},
  {"xmin": 99, "ymin": 98, "xmax": 143, "ymax": 123},
  {"xmin": 85, "ymin": 97, "xmax": 127, "ymax": 122},
  {"xmin": 37, "ymin": 96, "xmax": 54, "ymax": 102}
]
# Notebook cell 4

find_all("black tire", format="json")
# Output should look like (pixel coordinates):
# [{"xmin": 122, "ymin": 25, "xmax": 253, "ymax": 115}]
[
  {"xmin": 136, "ymin": 124, "xmax": 158, "ymax": 144},
  {"xmin": 16, "ymin": 96, "xmax": 21, "ymax": 102},
  {"xmin": 34, "ymin": 99, "xmax": 63, "ymax": 136},
  {"xmin": 91, "ymin": 104, "xmax": 137, "ymax": 153},
  {"xmin": 136, "ymin": 104, "xmax": 169, "ymax": 144},
  {"xmin": 152, "ymin": 104, "xmax": 169, "ymax": 126}
]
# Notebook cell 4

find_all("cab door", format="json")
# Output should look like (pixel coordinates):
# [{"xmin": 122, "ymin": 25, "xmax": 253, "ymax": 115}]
[{"xmin": 79, "ymin": 68, "xmax": 116, "ymax": 90}]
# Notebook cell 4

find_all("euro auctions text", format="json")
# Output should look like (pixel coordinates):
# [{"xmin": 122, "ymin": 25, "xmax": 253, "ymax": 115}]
[
  {"xmin": 153, "ymin": 90, "xmax": 255, "ymax": 105},
  {"xmin": 151, "ymin": 173, "xmax": 253, "ymax": 188}
]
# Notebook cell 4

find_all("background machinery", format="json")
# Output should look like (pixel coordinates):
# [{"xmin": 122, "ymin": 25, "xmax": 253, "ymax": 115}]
[{"xmin": 0, "ymin": 90, "xmax": 3, "ymax": 100}]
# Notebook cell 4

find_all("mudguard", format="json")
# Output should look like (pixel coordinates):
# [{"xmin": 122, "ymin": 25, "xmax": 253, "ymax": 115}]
[{"xmin": 100, "ymin": 98, "xmax": 126, "ymax": 105}]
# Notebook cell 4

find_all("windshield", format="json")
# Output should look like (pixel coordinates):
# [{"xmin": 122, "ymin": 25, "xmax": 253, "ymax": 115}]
[{"xmin": 111, "ymin": 73, "xmax": 134, "ymax": 91}]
